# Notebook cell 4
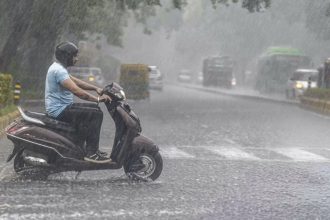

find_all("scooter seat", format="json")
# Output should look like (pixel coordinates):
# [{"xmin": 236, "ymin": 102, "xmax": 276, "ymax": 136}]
[{"xmin": 24, "ymin": 111, "xmax": 76, "ymax": 133}]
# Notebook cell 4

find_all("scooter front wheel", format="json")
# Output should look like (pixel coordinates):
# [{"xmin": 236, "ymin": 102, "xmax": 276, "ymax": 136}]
[{"xmin": 124, "ymin": 152, "xmax": 163, "ymax": 181}]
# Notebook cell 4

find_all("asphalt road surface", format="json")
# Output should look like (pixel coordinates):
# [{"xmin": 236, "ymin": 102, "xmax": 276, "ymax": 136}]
[{"xmin": 1, "ymin": 84, "xmax": 330, "ymax": 219}]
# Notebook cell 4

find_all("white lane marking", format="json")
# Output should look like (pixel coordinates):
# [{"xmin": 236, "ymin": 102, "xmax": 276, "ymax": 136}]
[
  {"xmin": 102, "ymin": 145, "xmax": 330, "ymax": 162},
  {"xmin": 207, "ymin": 147, "xmax": 260, "ymax": 160},
  {"xmin": 160, "ymin": 147, "xmax": 195, "ymax": 159},
  {"xmin": 273, "ymin": 148, "xmax": 329, "ymax": 162}
]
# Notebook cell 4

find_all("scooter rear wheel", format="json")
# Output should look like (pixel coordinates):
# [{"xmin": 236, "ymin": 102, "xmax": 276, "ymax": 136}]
[
  {"xmin": 14, "ymin": 150, "xmax": 51, "ymax": 180},
  {"xmin": 124, "ymin": 152, "xmax": 163, "ymax": 181}
]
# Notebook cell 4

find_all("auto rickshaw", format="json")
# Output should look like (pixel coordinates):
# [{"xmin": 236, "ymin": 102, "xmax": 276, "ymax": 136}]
[{"xmin": 119, "ymin": 64, "xmax": 150, "ymax": 100}]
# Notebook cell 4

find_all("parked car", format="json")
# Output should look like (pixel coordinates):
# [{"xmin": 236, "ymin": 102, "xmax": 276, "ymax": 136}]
[
  {"xmin": 285, "ymin": 69, "xmax": 318, "ymax": 99},
  {"xmin": 177, "ymin": 69, "xmax": 192, "ymax": 83},
  {"xmin": 68, "ymin": 67, "xmax": 105, "ymax": 86},
  {"xmin": 148, "ymin": 66, "xmax": 163, "ymax": 91}
]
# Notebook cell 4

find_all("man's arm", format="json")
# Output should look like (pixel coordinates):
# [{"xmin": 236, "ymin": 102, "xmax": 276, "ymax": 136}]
[
  {"xmin": 62, "ymin": 78, "xmax": 111, "ymax": 103},
  {"xmin": 62, "ymin": 78, "xmax": 99, "ymax": 102},
  {"xmin": 70, "ymin": 75, "xmax": 101, "ymax": 93}
]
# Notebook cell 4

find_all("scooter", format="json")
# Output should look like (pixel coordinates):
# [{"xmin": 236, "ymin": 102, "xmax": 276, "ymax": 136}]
[{"xmin": 5, "ymin": 82, "xmax": 163, "ymax": 181}]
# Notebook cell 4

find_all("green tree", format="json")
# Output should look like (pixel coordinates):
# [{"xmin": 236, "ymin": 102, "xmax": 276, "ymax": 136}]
[
  {"xmin": 0, "ymin": 0, "xmax": 271, "ymax": 93},
  {"xmin": 305, "ymin": 1, "xmax": 330, "ymax": 40}
]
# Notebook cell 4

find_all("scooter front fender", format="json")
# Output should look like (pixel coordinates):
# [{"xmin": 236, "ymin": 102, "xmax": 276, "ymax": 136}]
[{"xmin": 130, "ymin": 135, "xmax": 159, "ymax": 155}]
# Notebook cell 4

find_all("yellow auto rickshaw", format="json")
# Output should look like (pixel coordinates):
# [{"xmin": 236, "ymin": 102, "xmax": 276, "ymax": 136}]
[{"xmin": 119, "ymin": 64, "xmax": 149, "ymax": 100}]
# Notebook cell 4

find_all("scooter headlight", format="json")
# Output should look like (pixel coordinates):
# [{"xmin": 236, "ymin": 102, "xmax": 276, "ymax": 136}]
[
  {"xmin": 120, "ymin": 90, "xmax": 126, "ymax": 100},
  {"xmin": 115, "ymin": 90, "xmax": 126, "ymax": 100}
]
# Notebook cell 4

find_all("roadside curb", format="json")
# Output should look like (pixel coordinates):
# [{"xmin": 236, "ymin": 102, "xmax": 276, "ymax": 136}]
[
  {"xmin": 300, "ymin": 96, "xmax": 330, "ymax": 115},
  {"xmin": 0, "ymin": 110, "xmax": 20, "ymax": 139}
]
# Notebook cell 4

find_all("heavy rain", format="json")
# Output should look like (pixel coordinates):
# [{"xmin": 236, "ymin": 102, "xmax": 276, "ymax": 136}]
[{"xmin": 1, "ymin": 0, "xmax": 330, "ymax": 219}]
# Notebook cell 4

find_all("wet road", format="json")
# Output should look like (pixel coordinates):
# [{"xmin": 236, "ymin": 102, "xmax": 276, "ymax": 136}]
[{"xmin": 2, "ymin": 84, "xmax": 330, "ymax": 219}]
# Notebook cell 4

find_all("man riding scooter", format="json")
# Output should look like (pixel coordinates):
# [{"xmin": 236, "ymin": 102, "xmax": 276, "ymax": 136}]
[{"xmin": 45, "ymin": 41, "xmax": 111, "ymax": 163}]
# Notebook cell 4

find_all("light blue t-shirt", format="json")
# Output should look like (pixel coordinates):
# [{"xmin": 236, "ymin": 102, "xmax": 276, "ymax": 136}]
[{"xmin": 45, "ymin": 62, "xmax": 73, "ymax": 117}]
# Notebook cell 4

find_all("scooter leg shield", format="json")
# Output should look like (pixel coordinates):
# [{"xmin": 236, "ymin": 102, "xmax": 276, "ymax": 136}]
[{"xmin": 112, "ymin": 129, "xmax": 137, "ymax": 165}]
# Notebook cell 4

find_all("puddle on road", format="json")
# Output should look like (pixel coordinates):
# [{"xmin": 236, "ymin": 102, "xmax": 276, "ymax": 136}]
[
  {"xmin": 0, "ymin": 164, "xmax": 17, "ymax": 182},
  {"xmin": 0, "ymin": 167, "xmax": 162, "ymax": 188}
]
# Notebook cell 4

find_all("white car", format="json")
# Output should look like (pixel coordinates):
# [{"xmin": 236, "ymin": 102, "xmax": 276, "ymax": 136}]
[
  {"xmin": 148, "ymin": 66, "xmax": 163, "ymax": 91},
  {"xmin": 177, "ymin": 69, "xmax": 192, "ymax": 83},
  {"xmin": 285, "ymin": 69, "xmax": 318, "ymax": 99},
  {"xmin": 68, "ymin": 67, "xmax": 105, "ymax": 86}
]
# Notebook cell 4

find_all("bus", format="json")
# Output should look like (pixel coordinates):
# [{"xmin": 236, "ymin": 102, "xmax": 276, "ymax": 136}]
[
  {"xmin": 255, "ymin": 47, "xmax": 312, "ymax": 94},
  {"xmin": 202, "ymin": 56, "xmax": 236, "ymax": 89}
]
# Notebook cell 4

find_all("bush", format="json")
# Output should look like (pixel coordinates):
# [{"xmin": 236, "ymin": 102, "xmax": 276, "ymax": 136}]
[
  {"xmin": 304, "ymin": 88, "xmax": 330, "ymax": 100},
  {"xmin": 0, "ymin": 73, "xmax": 13, "ymax": 108}
]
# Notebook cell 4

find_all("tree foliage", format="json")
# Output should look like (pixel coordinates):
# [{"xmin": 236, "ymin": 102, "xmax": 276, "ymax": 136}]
[
  {"xmin": 0, "ymin": 0, "xmax": 271, "ymax": 92},
  {"xmin": 305, "ymin": 1, "xmax": 330, "ymax": 41},
  {"xmin": 210, "ymin": 0, "xmax": 270, "ymax": 12}
]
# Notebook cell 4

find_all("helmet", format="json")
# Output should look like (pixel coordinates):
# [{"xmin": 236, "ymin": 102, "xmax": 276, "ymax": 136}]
[{"xmin": 55, "ymin": 42, "xmax": 78, "ymax": 67}]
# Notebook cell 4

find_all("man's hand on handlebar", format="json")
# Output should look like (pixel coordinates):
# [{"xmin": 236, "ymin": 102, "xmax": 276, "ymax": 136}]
[{"xmin": 98, "ymin": 94, "xmax": 112, "ymax": 103}]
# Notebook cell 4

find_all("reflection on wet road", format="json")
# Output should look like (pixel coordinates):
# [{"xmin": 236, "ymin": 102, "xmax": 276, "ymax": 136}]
[{"xmin": 2, "ymin": 85, "xmax": 330, "ymax": 219}]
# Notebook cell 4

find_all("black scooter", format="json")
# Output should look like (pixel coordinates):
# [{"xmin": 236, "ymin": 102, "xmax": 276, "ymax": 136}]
[{"xmin": 5, "ymin": 82, "xmax": 163, "ymax": 181}]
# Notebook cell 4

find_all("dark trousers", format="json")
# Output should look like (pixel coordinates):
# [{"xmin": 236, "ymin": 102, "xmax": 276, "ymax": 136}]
[{"xmin": 57, "ymin": 103, "xmax": 103, "ymax": 155}]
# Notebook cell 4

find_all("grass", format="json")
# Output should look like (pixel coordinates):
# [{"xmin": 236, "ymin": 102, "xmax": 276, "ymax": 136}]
[{"xmin": 0, "ymin": 105, "xmax": 18, "ymax": 117}]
